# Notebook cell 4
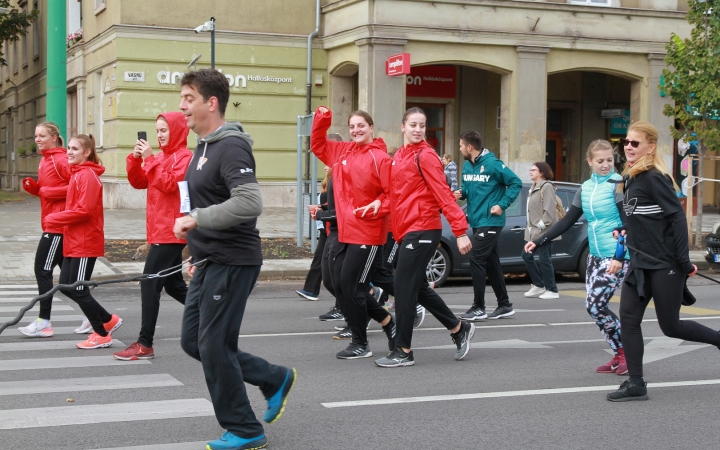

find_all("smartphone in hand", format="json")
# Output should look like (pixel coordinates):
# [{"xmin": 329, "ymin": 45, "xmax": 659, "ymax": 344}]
[{"xmin": 137, "ymin": 131, "xmax": 147, "ymax": 141}]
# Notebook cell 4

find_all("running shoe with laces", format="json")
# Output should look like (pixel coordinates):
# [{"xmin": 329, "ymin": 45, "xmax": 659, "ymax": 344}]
[
  {"xmin": 539, "ymin": 291, "xmax": 560, "ymax": 299},
  {"xmin": 487, "ymin": 305, "xmax": 515, "ymax": 319},
  {"xmin": 414, "ymin": 304, "xmax": 426, "ymax": 328},
  {"xmin": 451, "ymin": 322, "xmax": 475, "ymax": 361},
  {"xmin": 459, "ymin": 305, "xmax": 487, "ymax": 321},
  {"xmin": 524, "ymin": 285, "xmax": 546, "ymax": 297},
  {"xmin": 295, "ymin": 290, "xmax": 319, "ymax": 301},
  {"xmin": 74, "ymin": 316, "xmax": 93, "ymax": 334},
  {"xmin": 103, "ymin": 314, "xmax": 123, "ymax": 333},
  {"xmin": 333, "ymin": 326, "xmax": 352, "ymax": 340},
  {"xmin": 113, "ymin": 342, "xmax": 154, "ymax": 360},
  {"xmin": 382, "ymin": 317, "xmax": 396, "ymax": 351},
  {"xmin": 264, "ymin": 367, "xmax": 297, "ymax": 423},
  {"xmin": 18, "ymin": 319, "xmax": 53, "ymax": 338},
  {"xmin": 597, "ymin": 354, "xmax": 621, "ymax": 373},
  {"xmin": 207, "ymin": 432, "xmax": 267, "ymax": 450},
  {"xmin": 76, "ymin": 332, "xmax": 113, "ymax": 349},
  {"xmin": 319, "ymin": 306, "xmax": 344, "ymax": 321},
  {"xmin": 606, "ymin": 379, "xmax": 648, "ymax": 402},
  {"xmin": 375, "ymin": 348, "xmax": 415, "ymax": 367},
  {"xmin": 336, "ymin": 343, "xmax": 372, "ymax": 359}
]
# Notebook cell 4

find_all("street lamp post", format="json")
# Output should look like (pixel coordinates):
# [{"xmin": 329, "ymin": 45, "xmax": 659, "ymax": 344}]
[{"xmin": 194, "ymin": 18, "xmax": 216, "ymax": 69}]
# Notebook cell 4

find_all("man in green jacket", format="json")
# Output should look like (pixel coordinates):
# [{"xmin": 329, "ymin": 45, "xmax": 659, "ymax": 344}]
[{"xmin": 454, "ymin": 131, "xmax": 522, "ymax": 320}]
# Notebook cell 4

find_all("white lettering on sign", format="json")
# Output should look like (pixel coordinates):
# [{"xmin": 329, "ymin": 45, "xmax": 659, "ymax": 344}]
[
  {"xmin": 247, "ymin": 75, "xmax": 293, "ymax": 83},
  {"xmin": 463, "ymin": 174, "xmax": 491, "ymax": 182},
  {"xmin": 157, "ymin": 71, "xmax": 289, "ymax": 87},
  {"xmin": 388, "ymin": 59, "xmax": 404, "ymax": 70},
  {"xmin": 124, "ymin": 72, "xmax": 145, "ymax": 82},
  {"xmin": 406, "ymin": 76, "xmax": 421, "ymax": 85}
]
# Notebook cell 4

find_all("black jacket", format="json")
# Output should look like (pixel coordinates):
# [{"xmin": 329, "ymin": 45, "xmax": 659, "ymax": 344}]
[{"xmin": 315, "ymin": 177, "xmax": 337, "ymax": 232}]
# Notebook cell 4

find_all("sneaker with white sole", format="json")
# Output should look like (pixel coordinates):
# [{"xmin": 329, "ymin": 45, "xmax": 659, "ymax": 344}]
[
  {"xmin": 76, "ymin": 332, "xmax": 113, "ymax": 349},
  {"xmin": 18, "ymin": 319, "xmax": 53, "ymax": 338},
  {"xmin": 524, "ymin": 285, "xmax": 546, "ymax": 297},
  {"xmin": 295, "ymin": 290, "xmax": 319, "ymax": 301},
  {"xmin": 74, "ymin": 317, "xmax": 93, "ymax": 334},
  {"xmin": 459, "ymin": 305, "xmax": 487, "ymax": 321},
  {"xmin": 336, "ymin": 343, "xmax": 372, "ymax": 359},
  {"xmin": 319, "ymin": 306, "xmax": 344, "ymax": 321},
  {"xmin": 539, "ymin": 291, "xmax": 560, "ymax": 299},
  {"xmin": 333, "ymin": 326, "xmax": 352, "ymax": 340},
  {"xmin": 487, "ymin": 305, "xmax": 515, "ymax": 319},
  {"xmin": 375, "ymin": 348, "xmax": 415, "ymax": 367},
  {"xmin": 414, "ymin": 305, "xmax": 426, "ymax": 328},
  {"xmin": 451, "ymin": 322, "xmax": 475, "ymax": 360}
]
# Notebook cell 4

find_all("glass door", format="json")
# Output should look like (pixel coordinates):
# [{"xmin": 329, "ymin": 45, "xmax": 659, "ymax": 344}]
[{"xmin": 407, "ymin": 103, "xmax": 445, "ymax": 156}]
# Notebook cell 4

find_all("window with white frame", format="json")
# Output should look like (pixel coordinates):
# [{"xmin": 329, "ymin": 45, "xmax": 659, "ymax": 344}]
[
  {"xmin": 568, "ymin": 0, "xmax": 613, "ymax": 6},
  {"xmin": 94, "ymin": 0, "xmax": 106, "ymax": 14}
]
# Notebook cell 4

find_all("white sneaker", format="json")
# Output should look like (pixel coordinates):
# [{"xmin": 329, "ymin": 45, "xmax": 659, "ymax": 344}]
[
  {"xmin": 18, "ymin": 319, "xmax": 54, "ymax": 337},
  {"xmin": 539, "ymin": 291, "xmax": 560, "ymax": 299},
  {"xmin": 524, "ymin": 285, "xmax": 546, "ymax": 297},
  {"xmin": 74, "ymin": 317, "xmax": 93, "ymax": 334}
]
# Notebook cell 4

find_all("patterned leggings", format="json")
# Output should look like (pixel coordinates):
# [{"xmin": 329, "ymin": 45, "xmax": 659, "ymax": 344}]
[{"xmin": 585, "ymin": 255, "xmax": 628, "ymax": 354}]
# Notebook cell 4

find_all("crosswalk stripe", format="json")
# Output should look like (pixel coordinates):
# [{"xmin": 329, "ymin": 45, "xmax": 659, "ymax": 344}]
[
  {"xmin": 0, "ymin": 356, "xmax": 151, "ymax": 371},
  {"xmin": 0, "ymin": 298, "xmax": 61, "ymax": 303},
  {"xmin": 3, "ymin": 326, "xmax": 98, "ymax": 336},
  {"xmin": 0, "ymin": 374, "xmax": 182, "ymax": 396},
  {"xmin": 0, "ymin": 305, "xmax": 74, "ymax": 313},
  {"xmin": 0, "ymin": 314, "xmax": 85, "ymax": 323},
  {"xmin": 0, "ymin": 291, "xmax": 44, "ymax": 295},
  {"xmin": 0, "ymin": 339, "xmax": 125, "ymax": 352},
  {"xmin": 91, "ymin": 443, "xmax": 208, "ymax": 450},
  {"xmin": 0, "ymin": 398, "xmax": 214, "ymax": 429},
  {"xmin": 0, "ymin": 285, "xmax": 39, "ymax": 288}
]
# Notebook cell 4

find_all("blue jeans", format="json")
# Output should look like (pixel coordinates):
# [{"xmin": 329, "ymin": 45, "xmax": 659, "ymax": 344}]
[{"xmin": 522, "ymin": 243, "xmax": 557, "ymax": 292}]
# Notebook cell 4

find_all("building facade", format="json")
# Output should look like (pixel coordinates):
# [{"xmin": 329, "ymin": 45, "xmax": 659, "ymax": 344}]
[{"xmin": 1, "ymin": 0, "xmax": 715, "ymax": 208}]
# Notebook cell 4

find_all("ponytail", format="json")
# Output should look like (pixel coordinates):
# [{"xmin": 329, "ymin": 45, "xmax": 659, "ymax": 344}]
[{"xmin": 71, "ymin": 133, "xmax": 102, "ymax": 165}]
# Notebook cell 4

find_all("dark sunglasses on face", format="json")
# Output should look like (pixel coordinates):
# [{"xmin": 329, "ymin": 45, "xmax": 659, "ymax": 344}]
[{"xmin": 621, "ymin": 139, "xmax": 642, "ymax": 148}]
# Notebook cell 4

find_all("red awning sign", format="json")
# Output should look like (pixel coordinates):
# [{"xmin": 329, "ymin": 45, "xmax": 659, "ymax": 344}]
[{"xmin": 386, "ymin": 53, "xmax": 411, "ymax": 76}]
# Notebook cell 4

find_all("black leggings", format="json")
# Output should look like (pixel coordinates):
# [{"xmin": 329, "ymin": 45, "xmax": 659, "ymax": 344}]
[
  {"xmin": 321, "ymin": 231, "xmax": 338, "ymax": 300},
  {"xmin": 138, "ymin": 244, "xmax": 187, "ymax": 347},
  {"xmin": 302, "ymin": 231, "xmax": 327, "ymax": 295},
  {"xmin": 59, "ymin": 257, "xmax": 113, "ymax": 336},
  {"xmin": 33, "ymin": 233, "xmax": 64, "ymax": 320},
  {"xmin": 334, "ymin": 243, "xmax": 391, "ymax": 346},
  {"xmin": 620, "ymin": 267, "xmax": 720, "ymax": 378},
  {"xmin": 369, "ymin": 232, "xmax": 396, "ymax": 297}
]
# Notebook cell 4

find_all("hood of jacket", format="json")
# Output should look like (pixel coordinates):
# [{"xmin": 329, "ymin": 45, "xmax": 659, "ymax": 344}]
[
  {"xmin": 351, "ymin": 137, "xmax": 387, "ymax": 155},
  {"xmin": 41, "ymin": 147, "xmax": 67, "ymax": 159},
  {"xmin": 198, "ymin": 121, "xmax": 254, "ymax": 148},
  {"xmin": 71, "ymin": 161, "xmax": 106, "ymax": 177},
  {"xmin": 157, "ymin": 112, "xmax": 190, "ymax": 155}
]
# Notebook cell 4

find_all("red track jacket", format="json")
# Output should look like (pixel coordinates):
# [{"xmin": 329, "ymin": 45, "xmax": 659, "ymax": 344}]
[{"xmin": 22, "ymin": 147, "xmax": 71, "ymax": 234}]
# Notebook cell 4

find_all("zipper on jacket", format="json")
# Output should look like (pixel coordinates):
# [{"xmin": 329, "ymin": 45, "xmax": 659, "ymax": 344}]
[{"xmin": 589, "ymin": 176, "xmax": 600, "ymax": 254}]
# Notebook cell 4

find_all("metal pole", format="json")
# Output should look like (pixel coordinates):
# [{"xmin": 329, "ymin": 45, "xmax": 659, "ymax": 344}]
[
  {"xmin": 297, "ymin": 117, "xmax": 304, "ymax": 247},
  {"xmin": 305, "ymin": 0, "xmax": 320, "ymax": 193},
  {"xmin": 210, "ymin": 17, "xmax": 216, "ymax": 69},
  {"xmin": 46, "ymin": 0, "xmax": 67, "ymax": 141},
  {"xmin": 310, "ymin": 153, "xmax": 318, "ymax": 252}
]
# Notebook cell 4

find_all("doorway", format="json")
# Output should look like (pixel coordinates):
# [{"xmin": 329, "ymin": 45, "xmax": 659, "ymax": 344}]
[
  {"xmin": 546, "ymin": 109, "xmax": 563, "ymax": 181},
  {"xmin": 407, "ymin": 102, "xmax": 445, "ymax": 156}
]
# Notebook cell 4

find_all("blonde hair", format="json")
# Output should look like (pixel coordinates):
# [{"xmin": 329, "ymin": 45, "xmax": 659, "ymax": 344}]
[
  {"xmin": 321, "ymin": 166, "xmax": 332, "ymax": 193},
  {"xmin": 586, "ymin": 139, "xmax": 614, "ymax": 160},
  {"xmin": 70, "ymin": 134, "xmax": 102, "ymax": 165},
  {"xmin": 36, "ymin": 122, "xmax": 64, "ymax": 148},
  {"xmin": 621, "ymin": 121, "xmax": 677, "ymax": 190}
]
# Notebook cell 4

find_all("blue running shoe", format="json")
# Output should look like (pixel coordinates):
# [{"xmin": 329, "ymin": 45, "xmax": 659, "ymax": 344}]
[
  {"xmin": 206, "ymin": 432, "xmax": 267, "ymax": 450},
  {"xmin": 263, "ymin": 367, "xmax": 297, "ymax": 423}
]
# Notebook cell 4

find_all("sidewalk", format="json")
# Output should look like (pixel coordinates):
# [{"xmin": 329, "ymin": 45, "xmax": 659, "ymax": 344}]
[{"xmin": 1, "ymin": 194, "xmax": 718, "ymax": 282}]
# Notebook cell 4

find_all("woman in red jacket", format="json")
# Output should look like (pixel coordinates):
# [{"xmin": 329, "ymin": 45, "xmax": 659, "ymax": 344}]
[
  {"xmin": 17, "ymin": 122, "xmax": 69, "ymax": 338},
  {"xmin": 44, "ymin": 134, "xmax": 122, "ymax": 349},
  {"xmin": 375, "ymin": 108, "xmax": 475, "ymax": 367},
  {"xmin": 311, "ymin": 106, "xmax": 396, "ymax": 360},
  {"xmin": 113, "ymin": 112, "xmax": 193, "ymax": 361}
]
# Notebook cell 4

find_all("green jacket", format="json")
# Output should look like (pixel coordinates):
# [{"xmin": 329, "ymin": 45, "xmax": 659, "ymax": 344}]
[{"xmin": 459, "ymin": 150, "xmax": 522, "ymax": 228}]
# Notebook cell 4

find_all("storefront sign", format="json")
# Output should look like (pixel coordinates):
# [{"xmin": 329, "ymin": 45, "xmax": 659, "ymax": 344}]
[
  {"xmin": 610, "ymin": 109, "xmax": 631, "ymax": 134},
  {"xmin": 386, "ymin": 53, "xmax": 411, "ymax": 77},
  {"xmin": 156, "ymin": 70, "xmax": 293, "ymax": 88},
  {"xmin": 601, "ymin": 108, "xmax": 623, "ymax": 118},
  {"xmin": 124, "ymin": 72, "xmax": 145, "ymax": 82},
  {"xmin": 405, "ymin": 65, "xmax": 456, "ymax": 98}
]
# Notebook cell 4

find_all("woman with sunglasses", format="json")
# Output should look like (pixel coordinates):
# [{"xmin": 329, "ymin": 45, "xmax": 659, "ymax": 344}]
[
  {"xmin": 525, "ymin": 140, "xmax": 630, "ymax": 375},
  {"xmin": 311, "ymin": 106, "xmax": 396, "ymax": 359},
  {"xmin": 606, "ymin": 121, "xmax": 720, "ymax": 402}
]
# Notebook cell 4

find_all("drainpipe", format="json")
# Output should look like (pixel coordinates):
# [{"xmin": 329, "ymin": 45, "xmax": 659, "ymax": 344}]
[
  {"xmin": 305, "ymin": 0, "xmax": 320, "ymax": 188},
  {"xmin": 46, "ymin": 0, "xmax": 67, "ymax": 142}
]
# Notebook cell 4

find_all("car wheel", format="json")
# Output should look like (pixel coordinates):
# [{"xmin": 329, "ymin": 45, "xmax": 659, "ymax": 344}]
[
  {"xmin": 576, "ymin": 245, "xmax": 589, "ymax": 281},
  {"xmin": 427, "ymin": 245, "xmax": 451, "ymax": 288}
]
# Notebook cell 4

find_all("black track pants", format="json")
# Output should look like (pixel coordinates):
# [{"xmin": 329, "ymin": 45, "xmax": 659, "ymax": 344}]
[
  {"xmin": 334, "ymin": 243, "xmax": 391, "ymax": 345},
  {"xmin": 59, "ymin": 257, "xmax": 112, "ymax": 336},
  {"xmin": 321, "ymin": 231, "xmax": 338, "ymax": 300},
  {"xmin": 33, "ymin": 233, "xmax": 63, "ymax": 320},
  {"xmin": 469, "ymin": 227, "xmax": 511, "ymax": 310},
  {"xmin": 180, "ymin": 262, "xmax": 288, "ymax": 439},
  {"xmin": 138, "ymin": 243, "xmax": 188, "ymax": 347},
  {"xmin": 369, "ymin": 232, "xmax": 396, "ymax": 297},
  {"xmin": 302, "ymin": 231, "xmax": 327, "ymax": 295},
  {"xmin": 620, "ymin": 267, "xmax": 720, "ymax": 378},
  {"xmin": 394, "ymin": 230, "xmax": 460, "ymax": 350}
]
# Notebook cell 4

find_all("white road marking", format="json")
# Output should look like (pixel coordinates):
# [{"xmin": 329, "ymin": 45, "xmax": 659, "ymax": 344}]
[
  {"xmin": 2, "ymin": 326, "xmax": 100, "ymax": 336},
  {"xmin": 0, "ymin": 356, "xmax": 150, "ymax": 371},
  {"xmin": 0, "ymin": 291, "xmax": 45, "ymax": 295},
  {"xmin": 0, "ymin": 285, "xmax": 40, "ymax": 288},
  {"xmin": 91, "ymin": 442, "xmax": 208, "ymax": 450},
  {"xmin": 604, "ymin": 337, "xmax": 709, "ymax": 363},
  {"xmin": 0, "ymin": 314, "xmax": 85, "ymax": 322},
  {"xmin": 0, "ymin": 298, "xmax": 60, "ymax": 303},
  {"xmin": 0, "ymin": 305, "xmax": 74, "ymax": 313},
  {"xmin": 0, "ymin": 374, "xmax": 182, "ymax": 396},
  {"xmin": 0, "ymin": 339, "xmax": 125, "ymax": 352},
  {"xmin": 322, "ymin": 379, "xmax": 720, "ymax": 408},
  {"xmin": 0, "ymin": 398, "xmax": 214, "ymax": 429}
]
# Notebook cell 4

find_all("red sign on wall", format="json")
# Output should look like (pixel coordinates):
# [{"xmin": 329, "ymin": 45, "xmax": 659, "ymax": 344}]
[
  {"xmin": 386, "ymin": 53, "xmax": 411, "ymax": 76},
  {"xmin": 406, "ymin": 65, "xmax": 457, "ymax": 98}
]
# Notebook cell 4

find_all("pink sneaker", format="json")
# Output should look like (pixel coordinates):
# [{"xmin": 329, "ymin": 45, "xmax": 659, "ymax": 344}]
[
  {"xmin": 615, "ymin": 350, "xmax": 628, "ymax": 375},
  {"xmin": 103, "ymin": 314, "xmax": 123, "ymax": 333},
  {"xmin": 76, "ymin": 332, "xmax": 113, "ymax": 349},
  {"xmin": 597, "ymin": 354, "xmax": 621, "ymax": 373},
  {"xmin": 113, "ymin": 342, "xmax": 154, "ymax": 360}
]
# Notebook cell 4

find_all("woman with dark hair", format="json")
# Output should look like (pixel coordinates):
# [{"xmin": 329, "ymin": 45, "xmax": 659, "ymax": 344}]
[
  {"xmin": 311, "ymin": 107, "xmax": 396, "ymax": 359},
  {"xmin": 522, "ymin": 161, "xmax": 560, "ymax": 299}
]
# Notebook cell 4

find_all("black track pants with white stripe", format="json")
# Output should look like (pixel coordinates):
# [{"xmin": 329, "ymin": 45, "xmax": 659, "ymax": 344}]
[
  {"xmin": 334, "ymin": 243, "xmax": 391, "ymax": 346},
  {"xmin": 59, "ymin": 257, "xmax": 113, "ymax": 336},
  {"xmin": 33, "ymin": 233, "xmax": 64, "ymax": 320}
]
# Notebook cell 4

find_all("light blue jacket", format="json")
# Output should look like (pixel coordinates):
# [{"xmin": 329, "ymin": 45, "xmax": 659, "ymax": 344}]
[{"xmin": 580, "ymin": 171, "xmax": 628, "ymax": 259}]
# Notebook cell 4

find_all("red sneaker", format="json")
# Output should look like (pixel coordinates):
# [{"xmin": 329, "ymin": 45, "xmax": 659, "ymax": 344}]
[
  {"xmin": 615, "ymin": 349, "xmax": 628, "ymax": 375},
  {"xmin": 596, "ymin": 354, "xmax": 621, "ymax": 373},
  {"xmin": 103, "ymin": 314, "xmax": 123, "ymax": 334},
  {"xmin": 76, "ymin": 332, "xmax": 113, "ymax": 349},
  {"xmin": 113, "ymin": 342, "xmax": 154, "ymax": 360}
]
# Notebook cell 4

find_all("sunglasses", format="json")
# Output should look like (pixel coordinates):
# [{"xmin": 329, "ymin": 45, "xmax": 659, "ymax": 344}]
[{"xmin": 621, "ymin": 139, "xmax": 643, "ymax": 148}]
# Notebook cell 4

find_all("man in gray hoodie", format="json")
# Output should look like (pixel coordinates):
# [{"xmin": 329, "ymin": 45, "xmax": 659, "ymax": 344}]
[{"xmin": 174, "ymin": 69, "xmax": 296, "ymax": 450}]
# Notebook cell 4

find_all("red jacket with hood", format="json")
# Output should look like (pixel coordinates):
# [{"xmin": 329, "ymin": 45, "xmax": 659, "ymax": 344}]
[
  {"xmin": 311, "ymin": 107, "xmax": 391, "ymax": 245},
  {"xmin": 126, "ymin": 112, "xmax": 192, "ymax": 244},
  {"xmin": 22, "ymin": 147, "xmax": 71, "ymax": 234},
  {"xmin": 44, "ymin": 162, "xmax": 105, "ymax": 257},
  {"xmin": 391, "ymin": 141, "xmax": 468, "ymax": 242}
]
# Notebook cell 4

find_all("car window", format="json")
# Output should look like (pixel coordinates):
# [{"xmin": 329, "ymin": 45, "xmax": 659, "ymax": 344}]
[
  {"xmin": 556, "ymin": 190, "xmax": 571, "ymax": 211},
  {"xmin": 505, "ymin": 195, "xmax": 523, "ymax": 217}
]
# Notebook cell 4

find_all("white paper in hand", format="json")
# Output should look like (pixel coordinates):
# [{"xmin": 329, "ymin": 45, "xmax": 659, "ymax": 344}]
[{"xmin": 178, "ymin": 181, "xmax": 192, "ymax": 213}]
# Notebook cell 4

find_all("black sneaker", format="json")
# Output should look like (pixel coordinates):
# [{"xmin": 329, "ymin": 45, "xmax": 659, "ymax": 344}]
[
  {"xmin": 487, "ymin": 305, "xmax": 515, "ymax": 320},
  {"xmin": 336, "ymin": 343, "xmax": 372, "ymax": 359},
  {"xmin": 459, "ymin": 305, "xmax": 487, "ymax": 321},
  {"xmin": 375, "ymin": 348, "xmax": 415, "ymax": 367},
  {"xmin": 320, "ymin": 306, "xmax": 344, "ymax": 321},
  {"xmin": 414, "ymin": 304, "xmax": 426, "ymax": 328},
  {"xmin": 451, "ymin": 322, "xmax": 475, "ymax": 361},
  {"xmin": 606, "ymin": 379, "xmax": 649, "ymax": 402},
  {"xmin": 333, "ymin": 326, "xmax": 352, "ymax": 340},
  {"xmin": 382, "ymin": 317, "xmax": 396, "ymax": 351}
]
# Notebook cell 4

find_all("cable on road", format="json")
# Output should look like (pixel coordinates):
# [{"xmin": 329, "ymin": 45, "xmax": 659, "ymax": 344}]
[{"xmin": 0, "ymin": 258, "xmax": 207, "ymax": 335}]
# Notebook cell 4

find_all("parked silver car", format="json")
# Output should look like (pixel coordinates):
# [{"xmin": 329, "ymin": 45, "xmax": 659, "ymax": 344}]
[{"xmin": 427, "ymin": 182, "xmax": 588, "ymax": 287}]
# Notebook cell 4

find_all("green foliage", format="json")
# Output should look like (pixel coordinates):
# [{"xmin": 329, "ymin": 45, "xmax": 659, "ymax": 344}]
[
  {"xmin": 0, "ymin": 0, "xmax": 38, "ymax": 67},
  {"xmin": 663, "ymin": 0, "xmax": 720, "ymax": 152}
]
